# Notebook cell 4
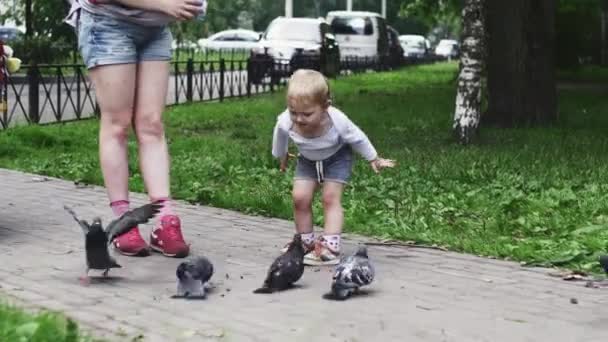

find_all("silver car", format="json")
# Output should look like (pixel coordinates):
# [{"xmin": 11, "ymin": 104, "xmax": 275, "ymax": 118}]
[{"xmin": 197, "ymin": 29, "xmax": 261, "ymax": 52}]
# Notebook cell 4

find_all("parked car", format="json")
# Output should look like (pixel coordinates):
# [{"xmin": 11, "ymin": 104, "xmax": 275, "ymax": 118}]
[
  {"xmin": 197, "ymin": 29, "xmax": 260, "ymax": 52},
  {"xmin": 434, "ymin": 39, "xmax": 459, "ymax": 59},
  {"xmin": 326, "ymin": 10, "xmax": 389, "ymax": 64},
  {"xmin": 399, "ymin": 34, "xmax": 430, "ymax": 61},
  {"xmin": 386, "ymin": 26, "xmax": 404, "ymax": 68},
  {"xmin": 171, "ymin": 39, "xmax": 197, "ymax": 51},
  {"xmin": 0, "ymin": 27, "xmax": 24, "ymax": 43},
  {"xmin": 248, "ymin": 17, "xmax": 340, "ymax": 84}
]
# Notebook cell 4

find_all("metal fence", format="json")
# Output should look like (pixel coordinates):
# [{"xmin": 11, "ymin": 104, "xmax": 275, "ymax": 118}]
[{"xmin": 0, "ymin": 52, "xmax": 434, "ymax": 130}]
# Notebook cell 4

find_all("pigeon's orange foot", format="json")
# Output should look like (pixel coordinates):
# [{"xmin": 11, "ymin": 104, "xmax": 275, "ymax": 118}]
[{"xmin": 79, "ymin": 276, "xmax": 90, "ymax": 286}]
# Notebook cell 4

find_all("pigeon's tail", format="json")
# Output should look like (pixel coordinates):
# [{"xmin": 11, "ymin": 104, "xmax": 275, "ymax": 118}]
[
  {"xmin": 253, "ymin": 286, "xmax": 276, "ymax": 294},
  {"xmin": 322, "ymin": 292, "xmax": 350, "ymax": 301}
]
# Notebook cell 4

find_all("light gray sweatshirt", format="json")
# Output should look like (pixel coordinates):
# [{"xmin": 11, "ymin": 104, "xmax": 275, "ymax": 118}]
[
  {"xmin": 65, "ymin": 0, "xmax": 174, "ymax": 27},
  {"xmin": 272, "ymin": 106, "xmax": 378, "ymax": 162}
]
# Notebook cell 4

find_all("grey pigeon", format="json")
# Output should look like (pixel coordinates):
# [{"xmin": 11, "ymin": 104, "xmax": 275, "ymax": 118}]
[
  {"xmin": 324, "ymin": 245, "xmax": 375, "ymax": 300},
  {"xmin": 64, "ymin": 203, "xmax": 162, "ymax": 284},
  {"xmin": 172, "ymin": 256, "xmax": 214, "ymax": 299},
  {"xmin": 600, "ymin": 255, "xmax": 608, "ymax": 274},
  {"xmin": 253, "ymin": 234, "xmax": 305, "ymax": 294}
]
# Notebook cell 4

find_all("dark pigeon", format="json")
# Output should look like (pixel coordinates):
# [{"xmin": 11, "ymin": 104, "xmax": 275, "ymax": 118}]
[
  {"xmin": 64, "ymin": 203, "xmax": 162, "ymax": 284},
  {"xmin": 253, "ymin": 234, "xmax": 305, "ymax": 294},
  {"xmin": 324, "ymin": 245, "xmax": 375, "ymax": 300},
  {"xmin": 172, "ymin": 256, "xmax": 215, "ymax": 299}
]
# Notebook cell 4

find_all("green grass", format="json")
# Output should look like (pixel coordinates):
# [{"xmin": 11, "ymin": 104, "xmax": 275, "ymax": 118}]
[
  {"xmin": 2, "ymin": 63, "xmax": 608, "ymax": 273},
  {"xmin": 0, "ymin": 301, "xmax": 95, "ymax": 342},
  {"xmin": 557, "ymin": 64, "xmax": 608, "ymax": 83}
]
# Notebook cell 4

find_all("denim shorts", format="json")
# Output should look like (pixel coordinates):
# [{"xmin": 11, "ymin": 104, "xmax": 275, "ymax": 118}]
[
  {"xmin": 295, "ymin": 145, "xmax": 353, "ymax": 184},
  {"xmin": 77, "ymin": 10, "xmax": 172, "ymax": 69}
]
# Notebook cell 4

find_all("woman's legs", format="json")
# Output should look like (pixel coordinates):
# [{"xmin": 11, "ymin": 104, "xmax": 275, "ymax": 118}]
[
  {"xmin": 133, "ymin": 61, "xmax": 171, "ymax": 200},
  {"xmin": 90, "ymin": 64, "xmax": 151, "ymax": 256},
  {"xmin": 133, "ymin": 60, "xmax": 189, "ymax": 258},
  {"xmin": 90, "ymin": 64, "xmax": 136, "ymax": 204}
]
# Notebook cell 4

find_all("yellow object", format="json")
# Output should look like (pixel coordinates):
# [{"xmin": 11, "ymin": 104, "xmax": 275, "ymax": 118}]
[{"xmin": 6, "ymin": 57, "xmax": 21, "ymax": 73}]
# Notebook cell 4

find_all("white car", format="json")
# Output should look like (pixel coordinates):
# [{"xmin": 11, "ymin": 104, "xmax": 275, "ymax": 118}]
[
  {"xmin": 248, "ymin": 17, "xmax": 341, "ymax": 84},
  {"xmin": 434, "ymin": 39, "xmax": 460, "ymax": 59},
  {"xmin": 171, "ymin": 39, "xmax": 198, "ymax": 51},
  {"xmin": 399, "ymin": 34, "xmax": 430, "ymax": 59},
  {"xmin": 326, "ymin": 11, "xmax": 389, "ymax": 61},
  {"xmin": 197, "ymin": 29, "xmax": 260, "ymax": 52}
]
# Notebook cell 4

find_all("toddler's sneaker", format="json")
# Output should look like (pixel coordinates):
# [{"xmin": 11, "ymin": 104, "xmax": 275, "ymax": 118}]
[
  {"xmin": 303, "ymin": 237, "xmax": 340, "ymax": 266},
  {"xmin": 112, "ymin": 227, "xmax": 150, "ymax": 256},
  {"xmin": 150, "ymin": 215, "xmax": 190, "ymax": 258}
]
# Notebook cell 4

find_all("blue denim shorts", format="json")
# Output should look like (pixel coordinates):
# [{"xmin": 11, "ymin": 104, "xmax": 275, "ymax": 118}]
[
  {"xmin": 295, "ymin": 145, "xmax": 353, "ymax": 184},
  {"xmin": 77, "ymin": 10, "xmax": 172, "ymax": 69}
]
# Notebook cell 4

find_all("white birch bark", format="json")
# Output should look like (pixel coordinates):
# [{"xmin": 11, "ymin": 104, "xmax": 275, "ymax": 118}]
[{"xmin": 453, "ymin": 0, "xmax": 484, "ymax": 144}]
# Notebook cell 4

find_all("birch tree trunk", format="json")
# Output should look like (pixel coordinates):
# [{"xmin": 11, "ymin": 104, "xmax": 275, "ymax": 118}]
[
  {"xmin": 602, "ymin": 0, "xmax": 608, "ymax": 65},
  {"xmin": 453, "ymin": 0, "xmax": 484, "ymax": 145}
]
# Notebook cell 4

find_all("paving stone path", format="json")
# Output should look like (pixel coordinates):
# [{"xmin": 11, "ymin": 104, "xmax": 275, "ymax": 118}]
[{"xmin": 1, "ymin": 168, "xmax": 607, "ymax": 341}]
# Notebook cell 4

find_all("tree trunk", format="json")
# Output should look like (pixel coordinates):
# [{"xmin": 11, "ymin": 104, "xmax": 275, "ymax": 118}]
[
  {"xmin": 25, "ymin": 0, "xmax": 33, "ymax": 37},
  {"xmin": 484, "ymin": 0, "xmax": 557, "ymax": 127},
  {"xmin": 602, "ymin": 0, "xmax": 608, "ymax": 65},
  {"xmin": 453, "ymin": 0, "xmax": 485, "ymax": 144}
]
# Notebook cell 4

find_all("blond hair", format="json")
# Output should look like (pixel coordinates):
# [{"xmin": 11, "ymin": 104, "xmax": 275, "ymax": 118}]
[{"xmin": 286, "ymin": 69, "xmax": 330, "ymax": 107}]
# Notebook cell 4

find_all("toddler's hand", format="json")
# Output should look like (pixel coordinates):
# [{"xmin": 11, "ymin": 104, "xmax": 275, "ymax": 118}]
[
  {"xmin": 370, "ymin": 157, "xmax": 396, "ymax": 174},
  {"xmin": 280, "ymin": 153, "xmax": 296, "ymax": 172}
]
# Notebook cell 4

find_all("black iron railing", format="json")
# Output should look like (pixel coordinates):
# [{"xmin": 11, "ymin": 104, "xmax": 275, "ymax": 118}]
[{"xmin": 1, "ymin": 52, "xmax": 434, "ymax": 129}]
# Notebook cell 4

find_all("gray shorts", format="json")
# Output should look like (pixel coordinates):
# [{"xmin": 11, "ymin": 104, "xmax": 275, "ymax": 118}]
[
  {"xmin": 295, "ymin": 146, "xmax": 353, "ymax": 184},
  {"xmin": 77, "ymin": 10, "xmax": 172, "ymax": 69}
]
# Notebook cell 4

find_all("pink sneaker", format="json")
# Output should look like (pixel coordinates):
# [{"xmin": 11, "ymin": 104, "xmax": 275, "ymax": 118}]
[
  {"xmin": 112, "ymin": 227, "xmax": 151, "ymax": 256},
  {"xmin": 150, "ymin": 215, "xmax": 190, "ymax": 258}
]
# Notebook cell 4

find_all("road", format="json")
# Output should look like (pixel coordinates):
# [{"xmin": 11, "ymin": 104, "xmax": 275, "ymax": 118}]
[{"xmin": 2, "ymin": 70, "xmax": 274, "ymax": 128}]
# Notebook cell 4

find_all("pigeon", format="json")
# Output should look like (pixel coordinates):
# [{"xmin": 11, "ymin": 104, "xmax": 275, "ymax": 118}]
[
  {"xmin": 172, "ymin": 256, "xmax": 215, "ymax": 299},
  {"xmin": 63, "ymin": 203, "xmax": 162, "ymax": 284},
  {"xmin": 324, "ymin": 245, "xmax": 375, "ymax": 300},
  {"xmin": 253, "ymin": 234, "xmax": 305, "ymax": 294},
  {"xmin": 599, "ymin": 255, "xmax": 608, "ymax": 274}
]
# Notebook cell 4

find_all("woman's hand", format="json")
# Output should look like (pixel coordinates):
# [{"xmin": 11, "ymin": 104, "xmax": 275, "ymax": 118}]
[
  {"xmin": 156, "ymin": 0, "xmax": 205, "ymax": 20},
  {"xmin": 113, "ymin": 0, "xmax": 205, "ymax": 20}
]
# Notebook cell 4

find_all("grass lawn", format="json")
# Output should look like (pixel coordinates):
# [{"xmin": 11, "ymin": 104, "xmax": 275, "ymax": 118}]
[
  {"xmin": 1, "ymin": 62, "xmax": 608, "ymax": 273},
  {"xmin": 0, "ymin": 301, "xmax": 94, "ymax": 342},
  {"xmin": 557, "ymin": 64, "xmax": 608, "ymax": 83}
]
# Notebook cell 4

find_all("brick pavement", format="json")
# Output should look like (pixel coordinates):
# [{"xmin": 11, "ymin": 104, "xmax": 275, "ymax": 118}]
[{"xmin": 0, "ymin": 168, "xmax": 607, "ymax": 342}]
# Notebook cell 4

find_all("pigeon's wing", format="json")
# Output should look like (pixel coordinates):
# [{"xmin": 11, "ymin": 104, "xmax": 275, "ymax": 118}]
[
  {"xmin": 263, "ymin": 257, "xmax": 284, "ymax": 285},
  {"xmin": 333, "ymin": 257, "xmax": 357, "ymax": 288},
  {"xmin": 105, "ymin": 203, "xmax": 162, "ymax": 242},
  {"xmin": 193, "ymin": 258, "xmax": 214, "ymax": 283},
  {"xmin": 63, "ymin": 205, "xmax": 90, "ymax": 233},
  {"xmin": 334, "ymin": 256, "xmax": 374, "ymax": 288},
  {"xmin": 348, "ymin": 257, "xmax": 374, "ymax": 286}
]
